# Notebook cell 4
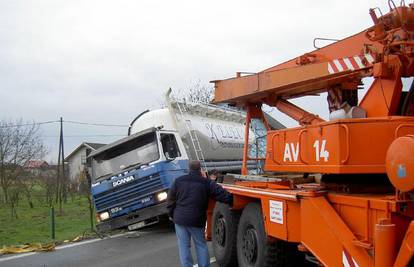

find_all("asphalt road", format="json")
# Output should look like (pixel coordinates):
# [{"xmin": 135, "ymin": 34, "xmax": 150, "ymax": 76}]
[{"xmin": 0, "ymin": 222, "xmax": 218, "ymax": 267}]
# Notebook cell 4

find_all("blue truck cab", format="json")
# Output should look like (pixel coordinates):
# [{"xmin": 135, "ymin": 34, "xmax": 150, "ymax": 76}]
[{"xmin": 89, "ymin": 127, "xmax": 188, "ymax": 232}]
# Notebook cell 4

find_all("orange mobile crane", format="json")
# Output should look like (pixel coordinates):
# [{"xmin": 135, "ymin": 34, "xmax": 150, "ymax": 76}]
[{"xmin": 206, "ymin": 1, "xmax": 414, "ymax": 267}]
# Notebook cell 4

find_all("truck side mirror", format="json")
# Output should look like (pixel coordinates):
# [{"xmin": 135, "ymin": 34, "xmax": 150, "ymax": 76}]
[{"xmin": 165, "ymin": 152, "xmax": 175, "ymax": 161}]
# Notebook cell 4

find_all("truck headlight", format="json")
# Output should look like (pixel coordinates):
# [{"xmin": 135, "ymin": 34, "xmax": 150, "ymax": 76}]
[
  {"xmin": 156, "ymin": 191, "xmax": 168, "ymax": 202},
  {"xmin": 99, "ymin": 212, "xmax": 110, "ymax": 221}
]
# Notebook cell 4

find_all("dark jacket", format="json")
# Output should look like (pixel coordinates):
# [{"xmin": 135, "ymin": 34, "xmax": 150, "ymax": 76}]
[{"xmin": 167, "ymin": 170, "xmax": 233, "ymax": 227}]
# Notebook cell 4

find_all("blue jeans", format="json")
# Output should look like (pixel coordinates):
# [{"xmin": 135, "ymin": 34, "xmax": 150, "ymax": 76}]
[{"xmin": 174, "ymin": 224, "xmax": 210, "ymax": 267}]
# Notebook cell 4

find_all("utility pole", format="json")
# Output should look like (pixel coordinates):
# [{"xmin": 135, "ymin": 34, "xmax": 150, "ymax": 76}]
[
  {"xmin": 56, "ymin": 117, "xmax": 65, "ymax": 214},
  {"xmin": 61, "ymin": 118, "xmax": 66, "ymax": 204},
  {"xmin": 56, "ymin": 126, "xmax": 61, "ymax": 206}
]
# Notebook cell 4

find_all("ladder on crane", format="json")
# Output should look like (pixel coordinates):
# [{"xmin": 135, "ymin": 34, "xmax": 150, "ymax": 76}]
[{"xmin": 175, "ymin": 101, "xmax": 208, "ymax": 174}]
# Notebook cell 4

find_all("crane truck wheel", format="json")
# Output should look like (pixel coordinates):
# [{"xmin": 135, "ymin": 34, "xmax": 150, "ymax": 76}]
[
  {"xmin": 236, "ymin": 202, "xmax": 278, "ymax": 267},
  {"xmin": 236, "ymin": 202, "xmax": 309, "ymax": 267},
  {"xmin": 212, "ymin": 202, "xmax": 240, "ymax": 267}
]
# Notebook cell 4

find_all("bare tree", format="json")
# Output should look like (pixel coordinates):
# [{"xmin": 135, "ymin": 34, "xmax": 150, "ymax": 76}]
[
  {"xmin": 17, "ymin": 169, "xmax": 38, "ymax": 208},
  {"xmin": 174, "ymin": 80, "xmax": 214, "ymax": 104},
  {"xmin": 39, "ymin": 169, "xmax": 56, "ymax": 206},
  {"xmin": 78, "ymin": 169, "xmax": 95, "ymax": 231},
  {"xmin": 0, "ymin": 119, "xmax": 46, "ymax": 204},
  {"xmin": 9, "ymin": 185, "xmax": 20, "ymax": 219}
]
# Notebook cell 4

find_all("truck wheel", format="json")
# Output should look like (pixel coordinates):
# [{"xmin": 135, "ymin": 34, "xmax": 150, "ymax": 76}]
[
  {"xmin": 237, "ymin": 202, "xmax": 276, "ymax": 267},
  {"xmin": 236, "ymin": 202, "xmax": 308, "ymax": 267},
  {"xmin": 212, "ymin": 202, "xmax": 240, "ymax": 267}
]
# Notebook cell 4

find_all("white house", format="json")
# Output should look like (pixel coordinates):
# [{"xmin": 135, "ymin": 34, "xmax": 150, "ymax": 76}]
[{"xmin": 65, "ymin": 142, "xmax": 106, "ymax": 183}]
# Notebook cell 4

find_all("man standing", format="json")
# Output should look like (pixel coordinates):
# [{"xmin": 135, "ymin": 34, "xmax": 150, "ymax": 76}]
[{"xmin": 167, "ymin": 161, "xmax": 233, "ymax": 267}]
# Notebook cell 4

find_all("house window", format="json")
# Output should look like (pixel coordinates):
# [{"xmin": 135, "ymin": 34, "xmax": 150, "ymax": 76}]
[{"xmin": 81, "ymin": 155, "xmax": 86, "ymax": 165}]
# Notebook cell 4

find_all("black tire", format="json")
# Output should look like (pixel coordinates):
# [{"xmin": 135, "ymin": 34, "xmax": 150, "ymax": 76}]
[
  {"xmin": 237, "ymin": 202, "xmax": 276, "ymax": 267},
  {"xmin": 236, "ymin": 202, "xmax": 308, "ymax": 267},
  {"xmin": 212, "ymin": 202, "xmax": 240, "ymax": 267}
]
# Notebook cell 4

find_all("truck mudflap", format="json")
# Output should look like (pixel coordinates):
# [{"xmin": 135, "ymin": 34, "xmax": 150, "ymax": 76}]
[{"xmin": 97, "ymin": 202, "xmax": 168, "ymax": 232}]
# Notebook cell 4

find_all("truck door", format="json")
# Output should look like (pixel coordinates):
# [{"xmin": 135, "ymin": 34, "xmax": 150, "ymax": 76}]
[{"xmin": 160, "ymin": 133, "xmax": 181, "ymax": 160}]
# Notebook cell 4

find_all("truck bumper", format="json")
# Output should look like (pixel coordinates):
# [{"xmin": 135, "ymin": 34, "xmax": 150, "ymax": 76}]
[{"xmin": 97, "ymin": 202, "xmax": 168, "ymax": 232}]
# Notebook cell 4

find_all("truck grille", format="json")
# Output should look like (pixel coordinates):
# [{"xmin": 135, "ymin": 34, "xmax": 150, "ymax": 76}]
[{"xmin": 94, "ymin": 175, "xmax": 163, "ymax": 212}]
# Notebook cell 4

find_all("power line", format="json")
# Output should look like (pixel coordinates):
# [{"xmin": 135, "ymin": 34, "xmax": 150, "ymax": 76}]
[
  {"xmin": 0, "ymin": 120, "xmax": 130, "ymax": 128},
  {"xmin": 63, "ymin": 120, "xmax": 129, "ymax": 127},
  {"xmin": 0, "ymin": 120, "xmax": 59, "ymax": 128},
  {"xmin": 43, "ymin": 134, "xmax": 127, "ymax": 138}
]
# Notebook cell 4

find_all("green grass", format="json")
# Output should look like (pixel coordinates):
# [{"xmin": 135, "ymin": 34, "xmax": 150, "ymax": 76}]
[{"xmin": 0, "ymin": 194, "xmax": 95, "ymax": 246}]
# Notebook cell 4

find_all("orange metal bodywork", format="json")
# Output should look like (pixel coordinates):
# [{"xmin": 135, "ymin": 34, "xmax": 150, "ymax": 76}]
[
  {"xmin": 386, "ymin": 135, "xmax": 414, "ymax": 192},
  {"xmin": 206, "ymin": 184, "xmax": 414, "ymax": 267},
  {"xmin": 265, "ymin": 116, "xmax": 414, "ymax": 174},
  {"xmin": 207, "ymin": 2, "xmax": 414, "ymax": 267}
]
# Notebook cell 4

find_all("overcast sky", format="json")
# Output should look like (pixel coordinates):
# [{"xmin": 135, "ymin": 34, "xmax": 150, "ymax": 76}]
[{"xmin": 0, "ymin": 0, "xmax": 396, "ymax": 161}]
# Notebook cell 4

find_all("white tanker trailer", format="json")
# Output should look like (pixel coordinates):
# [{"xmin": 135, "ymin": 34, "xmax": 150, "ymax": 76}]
[
  {"xmin": 128, "ymin": 90, "xmax": 257, "ymax": 172},
  {"xmin": 90, "ymin": 90, "xmax": 265, "ymax": 231}
]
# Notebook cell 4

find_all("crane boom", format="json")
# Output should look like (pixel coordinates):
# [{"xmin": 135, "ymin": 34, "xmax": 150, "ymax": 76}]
[
  {"xmin": 212, "ymin": 5, "xmax": 414, "ymax": 118},
  {"xmin": 214, "ymin": 31, "xmax": 379, "ymax": 104}
]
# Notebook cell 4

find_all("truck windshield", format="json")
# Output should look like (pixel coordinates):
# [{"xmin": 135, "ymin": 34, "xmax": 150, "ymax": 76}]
[{"xmin": 91, "ymin": 132, "xmax": 159, "ymax": 182}]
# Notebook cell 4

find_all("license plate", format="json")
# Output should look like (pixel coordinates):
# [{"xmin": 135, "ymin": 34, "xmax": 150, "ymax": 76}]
[
  {"xmin": 128, "ymin": 221, "xmax": 146, "ymax": 231},
  {"xmin": 127, "ymin": 217, "xmax": 159, "ymax": 230}
]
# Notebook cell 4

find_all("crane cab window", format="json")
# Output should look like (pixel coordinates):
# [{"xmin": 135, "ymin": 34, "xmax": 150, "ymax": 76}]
[{"xmin": 160, "ymin": 134, "xmax": 181, "ymax": 159}]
